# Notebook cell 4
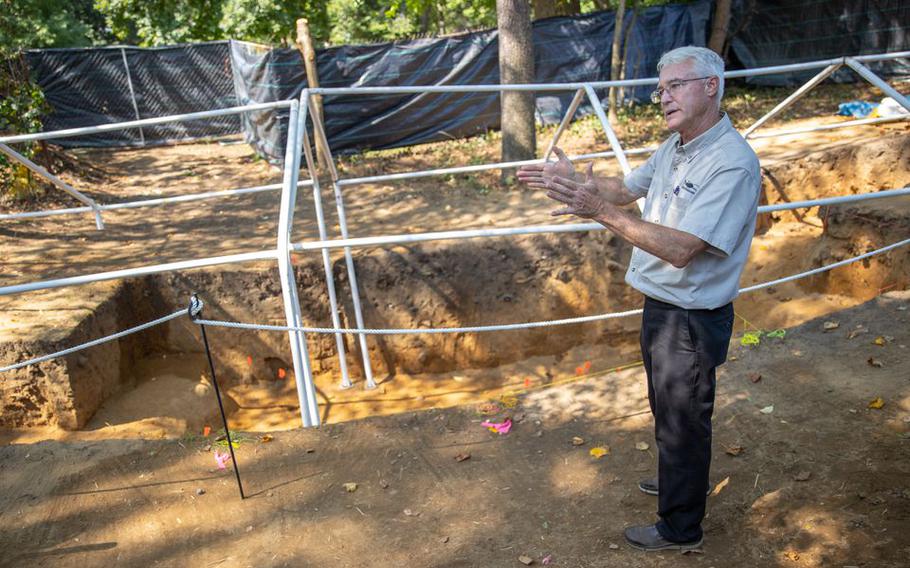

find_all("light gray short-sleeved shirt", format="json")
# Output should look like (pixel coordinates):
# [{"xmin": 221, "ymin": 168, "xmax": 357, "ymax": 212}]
[{"xmin": 622, "ymin": 113, "xmax": 760, "ymax": 309}]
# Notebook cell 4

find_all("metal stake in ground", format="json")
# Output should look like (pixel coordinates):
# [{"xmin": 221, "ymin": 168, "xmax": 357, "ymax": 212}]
[{"xmin": 188, "ymin": 295, "xmax": 245, "ymax": 500}]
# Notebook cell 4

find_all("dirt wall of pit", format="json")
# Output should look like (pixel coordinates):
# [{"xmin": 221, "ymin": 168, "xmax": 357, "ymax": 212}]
[{"xmin": 0, "ymin": 282, "xmax": 169, "ymax": 429}]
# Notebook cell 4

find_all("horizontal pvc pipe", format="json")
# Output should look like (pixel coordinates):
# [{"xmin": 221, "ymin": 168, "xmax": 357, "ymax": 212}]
[
  {"xmin": 291, "ymin": 187, "xmax": 910, "ymax": 252},
  {"xmin": 0, "ymin": 205, "xmax": 94, "ymax": 221},
  {"xmin": 758, "ymin": 186, "xmax": 910, "ymax": 212},
  {"xmin": 336, "ymin": 146, "xmax": 656, "ymax": 187},
  {"xmin": 852, "ymin": 50, "xmax": 910, "ymax": 62},
  {"xmin": 0, "ymin": 181, "xmax": 314, "ymax": 222},
  {"xmin": 747, "ymin": 114, "xmax": 910, "ymax": 139},
  {"xmin": 0, "ymin": 249, "xmax": 278, "ymax": 297},
  {"xmin": 309, "ymin": 52, "xmax": 910, "ymax": 96},
  {"xmin": 293, "ymin": 223, "xmax": 602, "ymax": 251},
  {"xmin": 0, "ymin": 101, "xmax": 292, "ymax": 145}
]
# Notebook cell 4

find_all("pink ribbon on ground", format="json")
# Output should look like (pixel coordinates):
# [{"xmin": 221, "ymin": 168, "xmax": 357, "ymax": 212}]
[{"xmin": 481, "ymin": 418, "xmax": 512, "ymax": 435}]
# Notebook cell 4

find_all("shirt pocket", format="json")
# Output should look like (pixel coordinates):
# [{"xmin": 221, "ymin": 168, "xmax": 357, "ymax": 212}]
[{"xmin": 664, "ymin": 196, "xmax": 691, "ymax": 227}]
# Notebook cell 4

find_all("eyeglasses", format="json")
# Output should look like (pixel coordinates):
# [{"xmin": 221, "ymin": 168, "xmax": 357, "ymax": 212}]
[{"xmin": 650, "ymin": 76, "xmax": 712, "ymax": 104}]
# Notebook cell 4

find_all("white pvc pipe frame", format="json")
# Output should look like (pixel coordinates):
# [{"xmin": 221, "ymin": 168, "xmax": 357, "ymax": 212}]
[{"xmin": 1, "ymin": 51, "xmax": 908, "ymax": 428}]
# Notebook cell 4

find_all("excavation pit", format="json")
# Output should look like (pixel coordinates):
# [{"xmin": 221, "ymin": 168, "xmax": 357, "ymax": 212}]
[{"xmin": 1, "ymin": 122, "xmax": 908, "ymax": 439}]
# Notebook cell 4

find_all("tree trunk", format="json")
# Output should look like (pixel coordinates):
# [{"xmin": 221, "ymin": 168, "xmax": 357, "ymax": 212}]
[
  {"xmin": 708, "ymin": 0, "xmax": 733, "ymax": 55},
  {"xmin": 607, "ymin": 0, "xmax": 625, "ymax": 124},
  {"xmin": 618, "ymin": 6, "xmax": 638, "ymax": 104},
  {"xmin": 497, "ymin": 0, "xmax": 536, "ymax": 183},
  {"xmin": 533, "ymin": 0, "xmax": 581, "ymax": 20}
]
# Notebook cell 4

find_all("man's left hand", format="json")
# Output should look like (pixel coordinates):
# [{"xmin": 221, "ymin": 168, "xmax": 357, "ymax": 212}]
[{"xmin": 547, "ymin": 163, "xmax": 609, "ymax": 219}]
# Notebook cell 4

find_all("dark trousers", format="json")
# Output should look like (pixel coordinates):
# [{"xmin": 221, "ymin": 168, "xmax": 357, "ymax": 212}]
[{"xmin": 640, "ymin": 296, "xmax": 734, "ymax": 543}]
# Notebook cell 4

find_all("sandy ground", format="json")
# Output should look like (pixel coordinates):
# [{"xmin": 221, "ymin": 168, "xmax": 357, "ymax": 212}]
[{"xmin": 0, "ymin": 292, "xmax": 908, "ymax": 567}]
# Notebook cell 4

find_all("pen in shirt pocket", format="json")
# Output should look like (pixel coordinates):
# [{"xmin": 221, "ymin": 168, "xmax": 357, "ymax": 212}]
[{"xmin": 673, "ymin": 180, "xmax": 697, "ymax": 199}]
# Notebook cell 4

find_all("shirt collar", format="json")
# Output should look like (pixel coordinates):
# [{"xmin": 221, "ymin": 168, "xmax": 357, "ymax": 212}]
[{"xmin": 673, "ymin": 112, "xmax": 731, "ymax": 160}]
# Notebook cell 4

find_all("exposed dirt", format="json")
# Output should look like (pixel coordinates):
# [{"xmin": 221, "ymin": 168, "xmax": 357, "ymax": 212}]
[{"xmin": 0, "ymin": 292, "xmax": 908, "ymax": 567}]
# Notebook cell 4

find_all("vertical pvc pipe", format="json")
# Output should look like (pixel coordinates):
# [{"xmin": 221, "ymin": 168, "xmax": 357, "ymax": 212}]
[
  {"xmin": 582, "ymin": 85, "xmax": 641, "ymax": 212},
  {"xmin": 299, "ymin": 90, "xmax": 354, "ymax": 389},
  {"xmin": 544, "ymin": 88, "xmax": 585, "ymax": 160},
  {"xmin": 308, "ymin": 105, "xmax": 377, "ymax": 389},
  {"xmin": 120, "ymin": 47, "xmax": 145, "ymax": 146},
  {"xmin": 0, "ymin": 143, "xmax": 104, "ymax": 229},
  {"xmin": 743, "ymin": 63, "xmax": 841, "ymax": 138},
  {"xmin": 844, "ymin": 58, "xmax": 910, "ymax": 113},
  {"xmin": 582, "ymin": 85, "xmax": 631, "ymax": 175},
  {"xmin": 276, "ymin": 100, "xmax": 320, "ymax": 427}
]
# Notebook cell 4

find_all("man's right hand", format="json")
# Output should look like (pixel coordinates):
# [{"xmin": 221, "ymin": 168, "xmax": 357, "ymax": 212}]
[{"xmin": 516, "ymin": 146, "xmax": 576, "ymax": 190}]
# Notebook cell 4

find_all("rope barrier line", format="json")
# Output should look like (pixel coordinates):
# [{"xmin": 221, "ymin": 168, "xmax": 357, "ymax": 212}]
[
  {"xmin": 2, "ymin": 236, "xmax": 907, "ymax": 374},
  {"xmin": 194, "ymin": 236, "xmax": 910, "ymax": 336},
  {"xmin": 738, "ymin": 237, "xmax": 910, "ymax": 293},
  {"xmin": 192, "ymin": 308, "xmax": 646, "ymax": 335},
  {"xmin": 0, "ymin": 310, "xmax": 185, "ymax": 373}
]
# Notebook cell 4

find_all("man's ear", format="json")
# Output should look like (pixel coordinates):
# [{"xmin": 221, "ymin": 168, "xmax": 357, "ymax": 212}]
[{"xmin": 704, "ymin": 76, "xmax": 719, "ymax": 98}]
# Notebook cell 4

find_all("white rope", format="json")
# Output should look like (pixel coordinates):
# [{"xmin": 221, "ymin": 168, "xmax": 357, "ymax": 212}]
[
  {"xmin": 0, "ymin": 309, "xmax": 185, "ymax": 373},
  {"xmin": 194, "ymin": 237, "xmax": 910, "ymax": 336},
  {"xmin": 739, "ymin": 237, "xmax": 910, "ymax": 293},
  {"xmin": 193, "ymin": 308, "xmax": 645, "ymax": 336}
]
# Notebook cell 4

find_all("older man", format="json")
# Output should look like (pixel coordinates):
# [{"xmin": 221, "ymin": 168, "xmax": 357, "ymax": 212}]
[{"xmin": 517, "ymin": 46, "xmax": 760, "ymax": 551}]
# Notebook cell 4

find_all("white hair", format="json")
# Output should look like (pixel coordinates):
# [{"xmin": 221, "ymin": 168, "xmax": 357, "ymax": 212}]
[{"xmin": 657, "ymin": 46, "xmax": 725, "ymax": 102}]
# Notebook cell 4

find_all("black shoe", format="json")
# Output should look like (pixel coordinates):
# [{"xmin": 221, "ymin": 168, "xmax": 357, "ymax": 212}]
[
  {"xmin": 624, "ymin": 524, "xmax": 703, "ymax": 552},
  {"xmin": 637, "ymin": 477, "xmax": 713, "ymax": 497}
]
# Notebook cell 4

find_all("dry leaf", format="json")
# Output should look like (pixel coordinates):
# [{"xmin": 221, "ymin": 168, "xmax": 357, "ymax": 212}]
[
  {"xmin": 867, "ymin": 357, "xmax": 884, "ymax": 368},
  {"xmin": 711, "ymin": 476, "xmax": 730, "ymax": 496},
  {"xmin": 867, "ymin": 397, "xmax": 885, "ymax": 409},
  {"xmin": 500, "ymin": 393, "xmax": 519, "ymax": 408},
  {"xmin": 823, "ymin": 321, "xmax": 839, "ymax": 331},
  {"xmin": 571, "ymin": 436, "xmax": 585, "ymax": 446},
  {"xmin": 518, "ymin": 555, "xmax": 534, "ymax": 566},
  {"xmin": 379, "ymin": 479, "xmax": 389, "ymax": 489},
  {"xmin": 747, "ymin": 372, "xmax": 762, "ymax": 383},
  {"xmin": 794, "ymin": 471, "xmax": 811, "ymax": 481},
  {"xmin": 873, "ymin": 336, "xmax": 887, "ymax": 346},
  {"xmin": 454, "ymin": 452, "xmax": 471, "ymax": 462},
  {"xmin": 635, "ymin": 441, "xmax": 650, "ymax": 451},
  {"xmin": 760, "ymin": 405, "xmax": 774, "ymax": 414},
  {"xmin": 343, "ymin": 482, "xmax": 358, "ymax": 493},
  {"xmin": 589, "ymin": 446, "xmax": 610, "ymax": 458},
  {"xmin": 260, "ymin": 434, "xmax": 273, "ymax": 443},
  {"xmin": 847, "ymin": 326, "xmax": 868, "ymax": 339},
  {"xmin": 725, "ymin": 445, "xmax": 745, "ymax": 456},
  {"xmin": 784, "ymin": 550, "xmax": 800, "ymax": 561},
  {"xmin": 403, "ymin": 508, "xmax": 420, "ymax": 517}
]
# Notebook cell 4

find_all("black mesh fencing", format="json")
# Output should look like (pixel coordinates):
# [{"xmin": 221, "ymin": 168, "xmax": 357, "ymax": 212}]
[
  {"xmin": 24, "ymin": 1, "xmax": 910, "ymax": 157},
  {"xmin": 25, "ymin": 41, "xmax": 239, "ymax": 147},
  {"xmin": 729, "ymin": 0, "xmax": 910, "ymax": 85}
]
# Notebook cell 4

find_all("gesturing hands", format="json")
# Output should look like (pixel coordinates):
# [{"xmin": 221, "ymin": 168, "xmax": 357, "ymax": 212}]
[
  {"xmin": 516, "ymin": 146, "xmax": 576, "ymax": 189},
  {"xmin": 546, "ymin": 162, "xmax": 608, "ymax": 219}
]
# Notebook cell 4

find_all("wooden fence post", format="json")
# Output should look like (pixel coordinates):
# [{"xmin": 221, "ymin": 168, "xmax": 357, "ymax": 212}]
[{"xmin": 295, "ymin": 18, "xmax": 330, "ymax": 172}]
